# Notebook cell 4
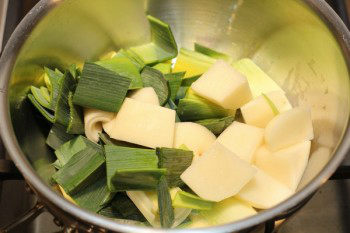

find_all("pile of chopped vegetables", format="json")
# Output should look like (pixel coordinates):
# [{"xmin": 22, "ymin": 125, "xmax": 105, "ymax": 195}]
[{"xmin": 28, "ymin": 15, "xmax": 314, "ymax": 228}]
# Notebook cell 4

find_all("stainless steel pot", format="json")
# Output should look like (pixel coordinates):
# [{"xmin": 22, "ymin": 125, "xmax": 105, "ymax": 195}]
[{"xmin": 0, "ymin": 0, "xmax": 350, "ymax": 232}]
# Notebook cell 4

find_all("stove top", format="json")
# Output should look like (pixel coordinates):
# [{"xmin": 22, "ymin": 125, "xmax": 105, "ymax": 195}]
[{"xmin": 1, "ymin": 1, "xmax": 350, "ymax": 233}]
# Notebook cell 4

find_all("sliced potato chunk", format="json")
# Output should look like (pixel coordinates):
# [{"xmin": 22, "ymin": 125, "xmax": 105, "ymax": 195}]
[
  {"xmin": 103, "ymin": 98, "xmax": 175, "ymax": 148},
  {"xmin": 237, "ymin": 168, "xmax": 293, "ymax": 209},
  {"xmin": 216, "ymin": 121, "xmax": 264, "ymax": 163},
  {"xmin": 191, "ymin": 60, "xmax": 252, "ymax": 109},
  {"xmin": 265, "ymin": 107, "xmax": 314, "ymax": 151},
  {"xmin": 129, "ymin": 87, "xmax": 160, "ymax": 105},
  {"xmin": 173, "ymin": 122, "xmax": 216, "ymax": 161},
  {"xmin": 241, "ymin": 91, "xmax": 292, "ymax": 128},
  {"xmin": 181, "ymin": 143, "xmax": 256, "ymax": 202},
  {"xmin": 254, "ymin": 141, "xmax": 311, "ymax": 191}
]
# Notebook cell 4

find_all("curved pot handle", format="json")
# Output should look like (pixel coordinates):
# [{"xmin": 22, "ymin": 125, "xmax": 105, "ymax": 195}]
[{"xmin": 0, "ymin": 202, "xmax": 45, "ymax": 233}]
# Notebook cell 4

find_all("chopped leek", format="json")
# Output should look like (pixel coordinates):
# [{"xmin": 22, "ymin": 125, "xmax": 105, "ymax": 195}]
[
  {"xmin": 73, "ymin": 62, "xmax": 131, "ymax": 112},
  {"xmin": 99, "ymin": 206, "xmax": 122, "ymax": 218},
  {"xmin": 129, "ymin": 15, "xmax": 178, "ymax": 65},
  {"xmin": 52, "ymin": 147, "xmax": 105, "ymax": 195},
  {"xmin": 153, "ymin": 62, "xmax": 172, "ymax": 74},
  {"xmin": 112, "ymin": 192, "xmax": 147, "ymax": 221},
  {"xmin": 53, "ymin": 160, "xmax": 62, "ymax": 169},
  {"xmin": 196, "ymin": 115, "xmax": 235, "ymax": 135},
  {"xmin": 164, "ymin": 100, "xmax": 181, "ymax": 122},
  {"xmin": 30, "ymin": 86, "xmax": 51, "ymax": 109},
  {"xmin": 235, "ymin": 108, "xmax": 244, "ymax": 123},
  {"xmin": 172, "ymin": 190, "xmax": 214, "ymax": 210},
  {"xmin": 180, "ymin": 75, "xmax": 200, "ymax": 87},
  {"xmin": 156, "ymin": 147, "xmax": 193, "ymax": 187},
  {"xmin": 71, "ymin": 177, "xmax": 113, "ymax": 212},
  {"xmin": 164, "ymin": 72, "xmax": 185, "ymax": 101},
  {"xmin": 177, "ymin": 98, "xmax": 231, "ymax": 121},
  {"xmin": 40, "ymin": 86, "xmax": 51, "ymax": 103},
  {"xmin": 141, "ymin": 66, "xmax": 169, "ymax": 105},
  {"xmin": 114, "ymin": 49, "xmax": 145, "ymax": 71},
  {"xmin": 98, "ymin": 133, "xmax": 146, "ymax": 148},
  {"xmin": 157, "ymin": 176, "xmax": 175, "ymax": 228},
  {"xmin": 54, "ymin": 72, "xmax": 76, "ymax": 126},
  {"xmin": 111, "ymin": 169, "xmax": 166, "ymax": 191},
  {"xmin": 55, "ymin": 68, "xmax": 63, "ymax": 75},
  {"xmin": 105, "ymin": 145, "xmax": 160, "ymax": 191},
  {"xmin": 262, "ymin": 93, "xmax": 279, "ymax": 115},
  {"xmin": 67, "ymin": 92, "xmax": 84, "ymax": 134},
  {"xmin": 44, "ymin": 67, "xmax": 63, "ymax": 109},
  {"xmin": 175, "ymin": 86, "xmax": 189, "ymax": 102},
  {"xmin": 28, "ymin": 94, "xmax": 55, "ymax": 123},
  {"xmin": 46, "ymin": 124, "xmax": 75, "ymax": 150},
  {"xmin": 68, "ymin": 64, "xmax": 79, "ymax": 80},
  {"xmin": 194, "ymin": 43, "xmax": 232, "ymax": 62},
  {"xmin": 173, "ymin": 48, "xmax": 216, "ymax": 78},
  {"xmin": 54, "ymin": 135, "xmax": 99, "ymax": 167},
  {"xmin": 96, "ymin": 57, "xmax": 143, "ymax": 90}
]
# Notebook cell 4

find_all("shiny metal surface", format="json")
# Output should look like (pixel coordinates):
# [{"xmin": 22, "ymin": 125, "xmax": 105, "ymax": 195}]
[
  {"xmin": 0, "ymin": 0, "xmax": 350, "ymax": 232},
  {"xmin": 0, "ymin": 0, "xmax": 8, "ymax": 53}
]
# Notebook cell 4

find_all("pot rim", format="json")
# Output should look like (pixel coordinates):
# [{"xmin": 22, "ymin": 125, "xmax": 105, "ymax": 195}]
[{"xmin": 0, "ymin": 0, "xmax": 349, "ymax": 232}]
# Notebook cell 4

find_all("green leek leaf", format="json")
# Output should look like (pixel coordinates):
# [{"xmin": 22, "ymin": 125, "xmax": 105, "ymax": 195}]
[
  {"xmin": 55, "ymin": 68, "xmax": 63, "ymax": 75},
  {"xmin": 180, "ymin": 75, "xmax": 200, "ymax": 87},
  {"xmin": 172, "ymin": 190, "xmax": 214, "ymax": 210},
  {"xmin": 46, "ymin": 124, "xmax": 75, "ymax": 150},
  {"xmin": 262, "ymin": 93, "xmax": 279, "ymax": 115},
  {"xmin": 52, "ymin": 147, "xmax": 105, "ymax": 195},
  {"xmin": 177, "ymin": 98, "xmax": 231, "ymax": 121},
  {"xmin": 44, "ymin": 67, "xmax": 63, "ymax": 109},
  {"xmin": 71, "ymin": 176, "xmax": 113, "ymax": 213},
  {"xmin": 28, "ymin": 94, "xmax": 55, "ymax": 123},
  {"xmin": 98, "ymin": 133, "xmax": 146, "ymax": 148},
  {"xmin": 54, "ymin": 72, "xmax": 76, "ymax": 126},
  {"xmin": 54, "ymin": 135, "xmax": 100, "ymax": 167},
  {"xmin": 73, "ymin": 62, "xmax": 131, "ymax": 112},
  {"xmin": 194, "ymin": 43, "xmax": 232, "ymax": 62},
  {"xmin": 141, "ymin": 66, "xmax": 169, "ymax": 105},
  {"xmin": 96, "ymin": 57, "xmax": 143, "ymax": 90},
  {"xmin": 67, "ymin": 92, "xmax": 84, "ymax": 134},
  {"xmin": 128, "ymin": 15, "xmax": 178, "ymax": 65},
  {"xmin": 157, "ymin": 176, "xmax": 174, "ymax": 228},
  {"xmin": 156, "ymin": 147, "xmax": 193, "ymax": 187},
  {"xmin": 111, "ymin": 168, "xmax": 166, "ymax": 191},
  {"xmin": 164, "ymin": 99, "xmax": 180, "ymax": 122},
  {"xmin": 195, "ymin": 115, "xmax": 235, "ymax": 135},
  {"xmin": 68, "ymin": 64, "xmax": 79, "ymax": 80},
  {"xmin": 105, "ymin": 145, "xmax": 159, "ymax": 192},
  {"xmin": 173, "ymin": 48, "xmax": 216, "ymax": 78},
  {"xmin": 153, "ymin": 62, "xmax": 172, "ymax": 74},
  {"xmin": 164, "ymin": 72, "xmax": 185, "ymax": 101},
  {"xmin": 175, "ymin": 86, "xmax": 189, "ymax": 102},
  {"xmin": 114, "ymin": 49, "xmax": 145, "ymax": 71},
  {"xmin": 52, "ymin": 160, "xmax": 62, "ymax": 169},
  {"xmin": 30, "ymin": 86, "xmax": 51, "ymax": 109},
  {"xmin": 40, "ymin": 86, "xmax": 51, "ymax": 103},
  {"xmin": 99, "ymin": 206, "xmax": 123, "ymax": 218},
  {"xmin": 111, "ymin": 192, "xmax": 147, "ymax": 221}
]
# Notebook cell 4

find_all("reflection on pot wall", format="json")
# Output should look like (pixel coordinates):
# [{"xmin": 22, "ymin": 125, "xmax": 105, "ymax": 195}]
[{"xmin": 7, "ymin": 0, "xmax": 350, "ymax": 188}]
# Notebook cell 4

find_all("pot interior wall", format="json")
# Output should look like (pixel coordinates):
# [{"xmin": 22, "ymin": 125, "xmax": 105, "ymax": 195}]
[{"xmin": 8, "ymin": 0, "xmax": 350, "ymax": 189}]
